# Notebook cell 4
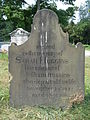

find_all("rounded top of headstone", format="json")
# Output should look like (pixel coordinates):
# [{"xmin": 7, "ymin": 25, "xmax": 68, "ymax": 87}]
[{"xmin": 33, "ymin": 9, "xmax": 59, "ymax": 24}]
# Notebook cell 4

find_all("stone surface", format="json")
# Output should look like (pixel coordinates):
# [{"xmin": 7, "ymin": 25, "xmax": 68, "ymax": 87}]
[
  {"xmin": 9, "ymin": 9, "xmax": 85, "ymax": 108},
  {"xmin": 10, "ymin": 28, "xmax": 30, "ymax": 46}
]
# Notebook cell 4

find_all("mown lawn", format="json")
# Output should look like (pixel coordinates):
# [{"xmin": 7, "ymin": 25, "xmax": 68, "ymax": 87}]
[{"xmin": 0, "ymin": 53, "xmax": 90, "ymax": 120}]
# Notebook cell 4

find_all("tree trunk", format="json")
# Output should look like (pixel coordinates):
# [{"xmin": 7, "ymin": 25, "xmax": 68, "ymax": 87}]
[{"xmin": 37, "ymin": 0, "xmax": 40, "ymax": 11}]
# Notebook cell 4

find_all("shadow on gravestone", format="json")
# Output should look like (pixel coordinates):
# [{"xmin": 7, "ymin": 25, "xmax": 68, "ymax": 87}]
[{"xmin": 9, "ymin": 9, "xmax": 85, "ymax": 108}]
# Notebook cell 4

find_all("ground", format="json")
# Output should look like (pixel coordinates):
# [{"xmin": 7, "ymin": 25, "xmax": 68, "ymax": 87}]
[{"xmin": 0, "ymin": 52, "xmax": 90, "ymax": 120}]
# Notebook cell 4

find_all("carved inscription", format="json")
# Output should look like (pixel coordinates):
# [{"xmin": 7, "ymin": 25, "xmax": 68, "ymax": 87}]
[{"xmin": 15, "ymin": 44, "xmax": 75, "ymax": 98}]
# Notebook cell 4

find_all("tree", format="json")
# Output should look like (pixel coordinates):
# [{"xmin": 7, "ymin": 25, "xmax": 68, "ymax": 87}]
[
  {"xmin": 66, "ymin": 19, "xmax": 90, "ymax": 44},
  {"xmin": 75, "ymin": 0, "xmax": 90, "ymax": 45},
  {"xmin": 36, "ymin": 0, "xmax": 76, "ymax": 11},
  {"xmin": 79, "ymin": 0, "xmax": 90, "ymax": 20},
  {"xmin": 37, "ymin": 0, "xmax": 40, "ymax": 10},
  {"xmin": 0, "ymin": 0, "xmax": 76, "ymax": 41},
  {"xmin": 0, "ymin": 0, "xmax": 28, "ymax": 41}
]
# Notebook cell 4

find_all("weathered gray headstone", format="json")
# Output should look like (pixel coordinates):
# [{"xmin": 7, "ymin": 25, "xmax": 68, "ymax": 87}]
[{"xmin": 9, "ymin": 9, "xmax": 85, "ymax": 108}]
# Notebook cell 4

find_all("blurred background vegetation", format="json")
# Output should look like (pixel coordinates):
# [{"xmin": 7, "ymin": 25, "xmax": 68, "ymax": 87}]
[{"xmin": 0, "ymin": 0, "xmax": 90, "ymax": 45}]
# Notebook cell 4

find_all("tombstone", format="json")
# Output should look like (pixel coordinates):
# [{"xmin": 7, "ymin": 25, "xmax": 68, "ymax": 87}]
[
  {"xmin": 9, "ymin": 9, "xmax": 85, "ymax": 108},
  {"xmin": 0, "ymin": 42, "xmax": 10, "ymax": 52},
  {"xmin": 9, "ymin": 28, "xmax": 30, "ymax": 46}
]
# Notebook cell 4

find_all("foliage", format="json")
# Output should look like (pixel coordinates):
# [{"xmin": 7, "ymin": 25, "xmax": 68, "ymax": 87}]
[
  {"xmin": 0, "ymin": 53, "xmax": 8, "ymax": 60},
  {"xmin": 84, "ymin": 45, "xmax": 90, "ymax": 50},
  {"xmin": 0, "ymin": 0, "xmax": 30, "ymax": 41},
  {"xmin": 36, "ymin": 0, "xmax": 76, "ymax": 5},
  {"xmin": 0, "ymin": 0, "xmax": 77, "ymax": 42},
  {"xmin": 66, "ymin": 19, "xmax": 90, "ymax": 44},
  {"xmin": 0, "ymin": 0, "xmax": 25, "ymax": 41},
  {"xmin": 0, "ymin": 56, "xmax": 90, "ymax": 119},
  {"xmin": 36, "ymin": 0, "xmax": 76, "ymax": 10},
  {"xmin": 79, "ymin": 0, "xmax": 90, "ymax": 20},
  {"xmin": 65, "ymin": 0, "xmax": 90, "ymax": 45}
]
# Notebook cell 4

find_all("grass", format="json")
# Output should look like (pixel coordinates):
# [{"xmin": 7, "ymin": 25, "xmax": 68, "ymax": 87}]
[
  {"xmin": 84, "ymin": 45, "xmax": 90, "ymax": 50},
  {"xmin": 0, "ymin": 53, "xmax": 90, "ymax": 120},
  {"xmin": 0, "ymin": 53, "xmax": 8, "ymax": 61}
]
